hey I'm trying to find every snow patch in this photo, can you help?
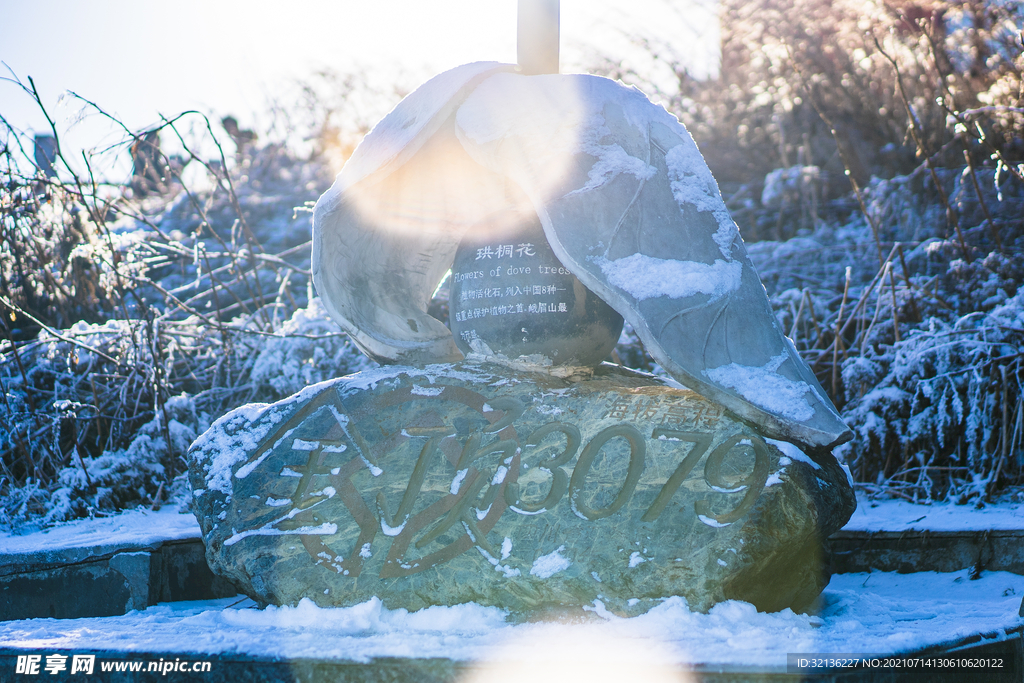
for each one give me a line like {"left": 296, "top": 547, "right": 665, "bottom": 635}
{"left": 339, "top": 363, "right": 499, "bottom": 395}
{"left": 223, "top": 522, "right": 337, "bottom": 547}
{"left": 530, "top": 545, "right": 571, "bottom": 578}
{"left": 766, "top": 438, "right": 821, "bottom": 470}
{"left": 665, "top": 142, "right": 738, "bottom": 258}
{"left": 844, "top": 492, "right": 1024, "bottom": 532}
{"left": 509, "top": 506, "right": 546, "bottom": 516}
{"left": 381, "top": 520, "right": 406, "bottom": 537}
{"left": 450, "top": 469, "right": 469, "bottom": 495}
{"left": 591, "top": 254, "right": 741, "bottom": 301}
{"left": 705, "top": 352, "right": 815, "bottom": 422}
{"left": 565, "top": 115, "right": 657, "bottom": 196}
{"left": 698, "top": 514, "right": 730, "bottom": 528}
{"left": 0, "top": 508, "right": 200, "bottom": 557}
{"left": 474, "top": 544, "right": 520, "bottom": 578}
{"left": 189, "top": 403, "right": 281, "bottom": 495}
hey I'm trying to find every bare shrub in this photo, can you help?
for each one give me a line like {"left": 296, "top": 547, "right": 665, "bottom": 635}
{"left": 0, "top": 75, "right": 378, "bottom": 529}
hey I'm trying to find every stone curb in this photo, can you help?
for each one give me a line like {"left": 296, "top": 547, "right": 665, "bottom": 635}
{"left": 826, "top": 530, "right": 1024, "bottom": 576}
{"left": 0, "top": 539, "right": 236, "bottom": 622}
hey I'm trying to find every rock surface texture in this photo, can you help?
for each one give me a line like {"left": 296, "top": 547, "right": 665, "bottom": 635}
{"left": 189, "top": 362, "right": 855, "bottom": 617}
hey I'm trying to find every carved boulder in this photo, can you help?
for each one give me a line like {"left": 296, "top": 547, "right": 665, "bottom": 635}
{"left": 188, "top": 362, "right": 855, "bottom": 617}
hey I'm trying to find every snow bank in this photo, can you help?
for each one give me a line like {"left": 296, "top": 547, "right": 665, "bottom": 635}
{"left": 1, "top": 570, "right": 1021, "bottom": 668}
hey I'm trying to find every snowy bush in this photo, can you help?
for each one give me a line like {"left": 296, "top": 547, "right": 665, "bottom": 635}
{"left": 249, "top": 299, "right": 372, "bottom": 397}
{"left": 743, "top": 169, "right": 1024, "bottom": 502}
{"left": 837, "top": 293, "right": 1024, "bottom": 503}
{"left": 588, "top": 0, "right": 1024, "bottom": 503}
{"left": 0, "top": 296, "right": 371, "bottom": 529}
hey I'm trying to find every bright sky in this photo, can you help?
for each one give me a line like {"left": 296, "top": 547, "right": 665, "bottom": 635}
{"left": 0, "top": 0, "right": 717, "bottom": 174}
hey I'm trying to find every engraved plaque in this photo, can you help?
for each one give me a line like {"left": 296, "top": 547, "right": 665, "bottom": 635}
{"left": 449, "top": 212, "right": 622, "bottom": 368}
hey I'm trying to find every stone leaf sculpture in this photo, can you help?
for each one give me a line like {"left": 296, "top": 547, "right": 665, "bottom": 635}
{"left": 189, "top": 363, "right": 854, "bottom": 617}
{"left": 311, "top": 61, "right": 852, "bottom": 450}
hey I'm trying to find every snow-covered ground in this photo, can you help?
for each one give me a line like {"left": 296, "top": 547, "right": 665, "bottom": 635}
{"left": 844, "top": 495, "right": 1024, "bottom": 532}
{"left": 0, "top": 507, "right": 199, "bottom": 558}
{"left": 0, "top": 570, "right": 1021, "bottom": 669}
{"left": 2, "top": 494, "right": 1024, "bottom": 668}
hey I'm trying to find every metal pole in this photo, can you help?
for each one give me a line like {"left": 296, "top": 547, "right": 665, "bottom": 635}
{"left": 517, "top": 0, "right": 559, "bottom": 75}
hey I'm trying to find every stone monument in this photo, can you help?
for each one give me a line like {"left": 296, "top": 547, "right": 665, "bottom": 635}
{"left": 188, "top": 12, "right": 855, "bottom": 618}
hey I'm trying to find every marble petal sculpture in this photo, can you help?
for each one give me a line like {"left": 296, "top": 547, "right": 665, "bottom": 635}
{"left": 311, "top": 62, "right": 852, "bottom": 450}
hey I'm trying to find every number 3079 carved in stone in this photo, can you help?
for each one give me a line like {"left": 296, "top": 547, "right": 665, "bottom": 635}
{"left": 229, "top": 382, "right": 772, "bottom": 580}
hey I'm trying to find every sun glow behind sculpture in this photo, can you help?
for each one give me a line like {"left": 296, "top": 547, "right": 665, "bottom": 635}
{"left": 344, "top": 130, "right": 538, "bottom": 240}
{"left": 341, "top": 68, "right": 587, "bottom": 242}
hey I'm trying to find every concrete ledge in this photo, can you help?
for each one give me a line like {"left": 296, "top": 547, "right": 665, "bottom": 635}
{"left": 0, "top": 539, "right": 236, "bottom": 621}
{"left": 827, "top": 529, "right": 1024, "bottom": 576}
